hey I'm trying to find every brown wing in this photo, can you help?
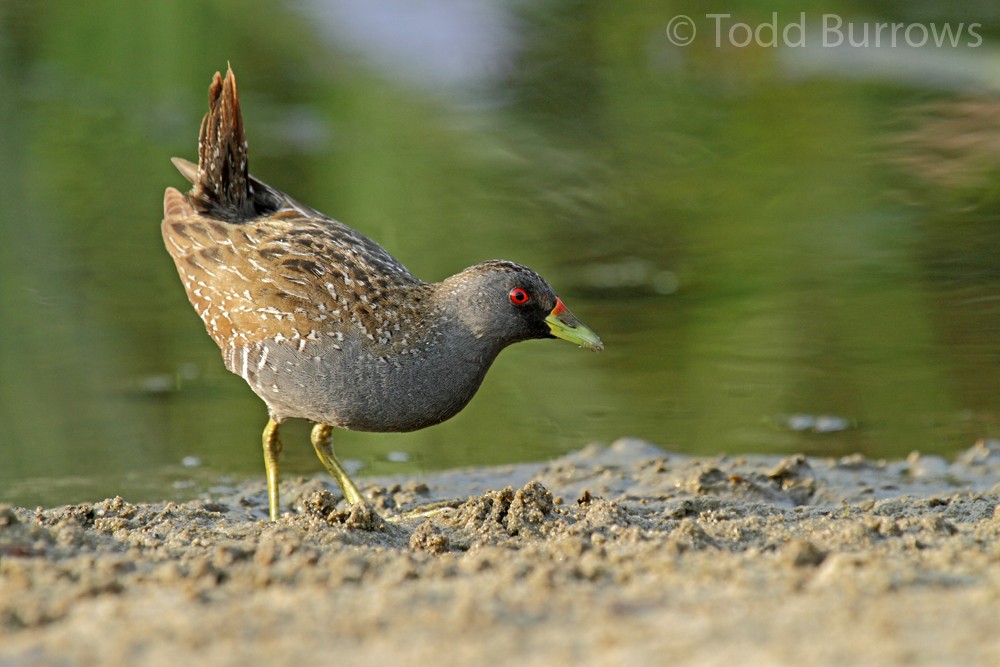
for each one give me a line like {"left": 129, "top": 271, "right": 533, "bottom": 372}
{"left": 161, "top": 187, "right": 424, "bottom": 367}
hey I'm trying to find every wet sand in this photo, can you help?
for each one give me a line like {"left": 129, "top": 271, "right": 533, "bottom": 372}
{"left": 2, "top": 438, "right": 999, "bottom": 667}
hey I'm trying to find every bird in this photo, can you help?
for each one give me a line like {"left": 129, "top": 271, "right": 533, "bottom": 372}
{"left": 161, "top": 66, "right": 603, "bottom": 521}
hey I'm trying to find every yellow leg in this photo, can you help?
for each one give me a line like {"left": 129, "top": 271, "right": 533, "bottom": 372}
{"left": 310, "top": 423, "right": 365, "bottom": 505}
{"left": 262, "top": 418, "right": 283, "bottom": 521}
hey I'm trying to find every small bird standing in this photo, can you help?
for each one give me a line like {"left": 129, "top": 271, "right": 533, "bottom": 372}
{"left": 162, "top": 67, "right": 602, "bottom": 521}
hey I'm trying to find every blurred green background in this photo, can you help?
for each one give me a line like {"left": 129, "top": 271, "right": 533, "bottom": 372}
{"left": 1, "top": 1, "right": 999, "bottom": 507}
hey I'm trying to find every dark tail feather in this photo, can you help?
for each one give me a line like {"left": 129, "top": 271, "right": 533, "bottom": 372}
{"left": 190, "top": 66, "right": 255, "bottom": 222}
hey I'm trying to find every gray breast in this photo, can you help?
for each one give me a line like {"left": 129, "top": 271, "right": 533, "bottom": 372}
{"left": 230, "top": 327, "right": 500, "bottom": 432}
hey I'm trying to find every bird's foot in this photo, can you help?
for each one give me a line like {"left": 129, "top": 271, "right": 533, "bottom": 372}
{"left": 386, "top": 498, "right": 463, "bottom": 522}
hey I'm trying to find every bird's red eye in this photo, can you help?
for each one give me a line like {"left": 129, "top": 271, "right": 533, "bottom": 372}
{"left": 509, "top": 287, "right": 530, "bottom": 305}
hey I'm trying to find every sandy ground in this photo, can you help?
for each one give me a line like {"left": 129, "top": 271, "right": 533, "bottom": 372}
{"left": 1, "top": 438, "right": 999, "bottom": 667}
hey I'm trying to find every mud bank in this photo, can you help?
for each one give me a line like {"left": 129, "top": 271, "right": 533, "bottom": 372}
{"left": 2, "top": 438, "right": 999, "bottom": 666}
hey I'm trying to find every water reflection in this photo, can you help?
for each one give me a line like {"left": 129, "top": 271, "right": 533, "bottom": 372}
{"left": 0, "top": 2, "right": 998, "bottom": 507}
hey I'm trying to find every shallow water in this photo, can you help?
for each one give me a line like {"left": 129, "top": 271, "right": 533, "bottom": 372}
{"left": 1, "top": 2, "right": 998, "bottom": 506}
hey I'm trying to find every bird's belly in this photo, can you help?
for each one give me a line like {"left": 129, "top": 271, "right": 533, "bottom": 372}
{"left": 227, "top": 337, "right": 495, "bottom": 432}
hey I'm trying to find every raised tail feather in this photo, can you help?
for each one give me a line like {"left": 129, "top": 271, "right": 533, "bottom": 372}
{"left": 188, "top": 66, "right": 255, "bottom": 222}
{"left": 169, "top": 66, "right": 310, "bottom": 223}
